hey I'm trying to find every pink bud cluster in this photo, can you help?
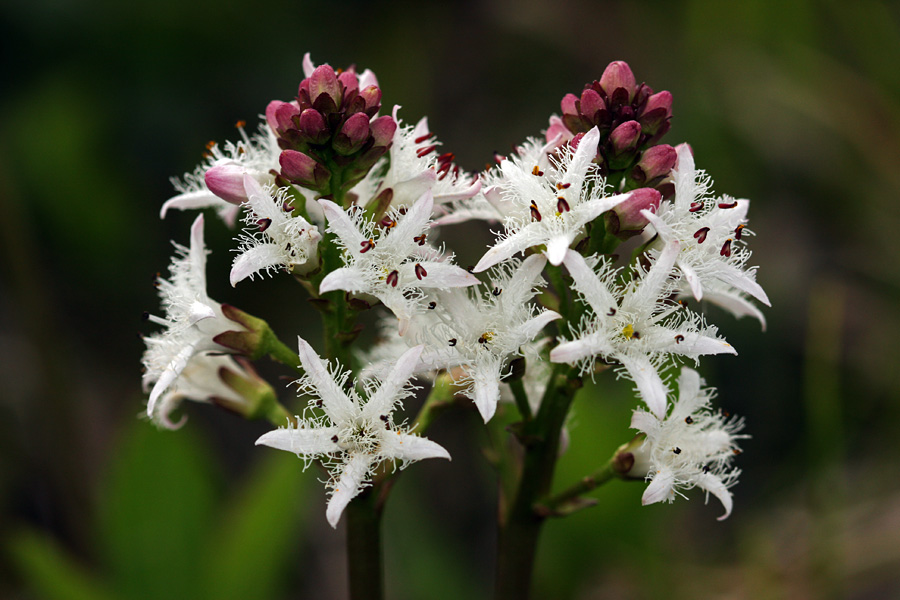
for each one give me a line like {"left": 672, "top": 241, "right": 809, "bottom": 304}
{"left": 267, "top": 64, "right": 396, "bottom": 197}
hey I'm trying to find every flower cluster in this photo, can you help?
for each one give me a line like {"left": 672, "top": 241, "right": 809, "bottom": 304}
{"left": 143, "top": 56, "right": 767, "bottom": 527}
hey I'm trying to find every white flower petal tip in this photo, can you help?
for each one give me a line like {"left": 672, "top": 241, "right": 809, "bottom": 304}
{"left": 641, "top": 471, "right": 675, "bottom": 506}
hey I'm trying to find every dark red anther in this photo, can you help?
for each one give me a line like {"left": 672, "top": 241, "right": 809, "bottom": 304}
{"left": 718, "top": 201, "right": 738, "bottom": 209}
{"left": 673, "top": 447, "right": 682, "bottom": 454}
{"left": 607, "top": 308, "right": 616, "bottom": 316}
{"left": 380, "top": 217, "right": 397, "bottom": 229}
{"left": 283, "top": 202, "right": 294, "bottom": 212}
{"left": 331, "top": 435, "right": 338, "bottom": 443}
{"left": 235, "top": 119, "right": 246, "bottom": 129}
{"left": 397, "top": 207, "right": 407, "bottom": 215}
{"left": 734, "top": 224, "right": 745, "bottom": 240}
{"left": 492, "top": 287, "right": 502, "bottom": 296}
{"left": 689, "top": 201, "right": 704, "bottom": 213}
{"left": 720, "top": 238, "right": 733, "bottom": 257}
{"left": 386, "top": 270, "right": 399, "bottom": 287}
{"left": 532, "top": 165, "right": 543, "bottom": 176}
{"left": 257, "top": 218, "right": 272, "bottom": 232}
{"left": 414, "top": 133, "right": 434, "bottom": 144}
{"left": 685, "top": 415, "right": 694, "bottom": 424}
{"left": 448, "top": 338, "right": 457, "bottom": 346}
{"left": 438, "top": 152, "right": 454, "bottom": 163}
{"left": 360, "top": 239, "right": 375, "bottom": 253}
{"left": 413, "top": 234, "right": 426, "bottom": 246}
{"left": 428, "top": 301, "right": 436, "bottom": 309}
{"left": 530, "top": 201, "right": 542, "bottom": 222}
{"left": 415, "top": 264, "right": 427, "bottom": 280}
{"left": 693, "top": 227, "right": 710, "bottom": 243}
{"left": 675, "top": 334, "right": 685, "bottom": 344}
{"left": 557, "top": 197, "right": 571, "bottom": 213}
{"left": 556, "top": 182, "right": 571, "bottom": 190}
{"left": 416, "top": 145, "right": 437, "bottom": 158}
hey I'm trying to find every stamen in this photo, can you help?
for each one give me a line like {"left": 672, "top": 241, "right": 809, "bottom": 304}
{"left": 379, "top": 414, "right": 388, "bottom": 422}
{"left": 141, "top": 311, "right": 150, "bottom": 321}
{"left": 360, "top": 239, "right": 375, "bottom": 253}
{"left": 316, "top": 399, "right": 323, "bottom": 407}
{"left": 448, "top": 338, "right": 457, "bottom": 346}
{"left": 675, "top": 334, "right": 685, "bottom": 343}
{"left": 733, "top": 448, "right": 742, "bottom": 455}
{"left": 205, "top": 140, "right": 216, "bottom": 151}
{"left": 532, "top": 165, "right": 544, "bottom": 176}
{"left": 416, "top": 145, "right": 437, "bottom": 158}
{"left": 428, "top": 301, "right": 436, "bottom": 309}
{"left": 414, "top": 133, "right": 434, "bottom": 144}
{"left": 415, "top": 264, "right": 427, "bottom": 280}
{"left": 283, "top": 202, "right": 294, "bottom": 212}
{"left": 702, "top": 464, "right": 711, "bottom": 474}
{"left": 718, "top": 201, "right": 738, "bottom": 209}
{"left": 556, "top": 197, "right": 571, "bottom": 213}
{"left": 673, "top": 447, "right": 682, "bottom": 454}
{"left": 693, "top": 227, "right": 709, "bottom": 243}
{"left": 380, "top": 217, "right": 397, "bottom": 229}
{"left": 478, "top": 335, "right": 487, "bottom": 344}
{"left": 720, "top": 238, "right": 733, "bottom": 258}
{"left": 685, "top": 416, "right": 693, "bottom": 424}
{"left": 257, "top": 218, "right": 272, "bottom": 232}
{"left": 331, "top": 435, "right": 339, "bottom": 443}
{"left": 413, "top": 234, "right": 426, "bottom": 246}
{"left": 235, "top": 120, "right": 246, "bottom": 129}
{"left": 492, "top": 287, "right": 502, "bottom": 296}
{"left": 386, "top": 270, "right": 399, "bottom": 287}
{"left": 607, "top": 308, "right": 616, "bottom": 316}
{"left": 556, "top": 183, "right": 571, "bottom": 190}
{"left": 530, "top": 201, "right": 542, "bottom": 222}
{"left": 689, "top": 201, "right": 704, "bottom": 213}
{"left": 734, "top": 224, "right": 745, "bottom": 240}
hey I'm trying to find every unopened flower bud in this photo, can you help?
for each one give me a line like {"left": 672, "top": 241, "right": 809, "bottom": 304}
{"left": 634, "top": 144, "right": 676, "bottom": 182}
{"left": 205, "top": 164, "right": 249, "bottom": 205}
{"left": 357, "top": 85, "right": 382, "bottom": 116}
{"left": 308, "top": 65, "right": 342, "bottom": 114}
{"left": 214, "top": 357, "right": 280, "bottom": 420}
{"left": 600, "top": 61, "right": 636, "bottom": 102}
{"left": 266, "top": 100, "right": 300, "bottom": 134}
{"left": 580, "top": 88, "right": 607, "bottom": 125}
{"left": 605, "top": 188, "right": 661, "bottom": 237}
{"left": 333, "top": 112, "right": 370, "bottom": 155}
{"left": 280, "top": 150, "right": 330, "bottom": 190}
{"left": 337, "top": 70, "right": 359, "bottom": 97}
{"left": 369, "top": 115, "right": 397, "bottom": 148}
{"left": 561, "top": 93, "right": 587, "bottom": 133}
{"left": 609, "top": 120, "right": 641, "bottom": 155}
{"left": 639, "top": 91, "right": 673, "bottom": 137}
{"left": 298, "top": 108, "right": 329, "bottom": 144}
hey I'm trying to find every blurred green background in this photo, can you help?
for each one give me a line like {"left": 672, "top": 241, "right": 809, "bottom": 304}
{"left": 2, "top": 0, "right": 899, "bottom": 598}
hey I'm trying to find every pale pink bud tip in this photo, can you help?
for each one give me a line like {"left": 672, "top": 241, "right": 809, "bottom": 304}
{"left": 298, "top": 108, "right": 328, "bottom": 144}
{"left": 636, "top": 144, "right": 677, "bottom": 181}
{"left": 369, "top": 115, "right": 397, "bottom": 148}
{"left": 266, "top": 100, "right": 300, "bottom": 133}
{"left": 609, "top": 120, "right": 641, "bottom": 154}
{"left": 309, "top": 65, "right": 342, "bottom": 112}
{"left": 205, "top": 164, "right": 249, "bottom": 205}
{"left": 333, "top": 112, "right": 370, "bottom": 155}
{"left": 600, "top": 61, "right": 636, "bottom": 100}
{"left": 608, "top": 188, "right": 661, "bottom": 235}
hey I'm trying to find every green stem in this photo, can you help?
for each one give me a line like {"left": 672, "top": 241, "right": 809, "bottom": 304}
{"left": 508, "top": 378, "right": 533, "bottom": 421}
{"left": 539, "top": 460, "right": 616, "bottom": 516}
{"left": 346, "top": 488, "right": 384, "bottom": 600}
{"left": 411, "top": 373, "right": 458, "bottom": 434}
{"left": 265, "top": 335, "right": 303, "bottom": 375}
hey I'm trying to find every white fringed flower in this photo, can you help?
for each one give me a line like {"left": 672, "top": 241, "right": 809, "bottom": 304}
{"left": 230, "top": 176, "right": 322, "bottom": 285}
{"left": 630, "top": 367, "right": 745, "bottom": 520}
{"left": 473, "top": 127, "right": 632, "bottom": 271}
{"left": 643, "top": 144, "right": 769, "bottom": 322}
{"left": 142, "top": 215, "right": 238, "bottom": 425}
{"left": 417, "top": 254, "right": 560, "bottom": 422}
{"left": 549, "top": 246, "right": 736, "bottom": 418}
{"left": 318, "top": 191, "right": 479, "bottom": 334}
{"left": 161, "top": 123, "right": 281, "bottom": 226}
{"left": 255, "top": 337, "right": 450, "bottom": 528}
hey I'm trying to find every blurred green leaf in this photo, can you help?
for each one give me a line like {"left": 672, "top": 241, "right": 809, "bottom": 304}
{"left": 8, "top": 528, "right": 120, "bottom": 600}
{"left": 97, "top": 421, "right": 217, "bottom": 600}
{"left": 199, "top": 452, "right": 310, "bottom": 600}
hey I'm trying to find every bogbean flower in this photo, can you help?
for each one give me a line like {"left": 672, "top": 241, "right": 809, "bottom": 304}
{"left": 643, "top": 144, "right": 769, "bottom": 322}
{"left": 230, "top": 176, "right": 322, "bottom": 285}
{"left": 629, "top": 367, "right": 745, "bottom": 520}
{"left": 142, "top": 215, "right": 243, "bottom": 425}
{"left": 161, "top": 122, "right": 281, "bottom": 226}
{"left": 473, "top": 127, "right": 632, "bottom": 272}
{"left": 416, "top": 254, "right": 561, "bottom": 422}
{"left": 318, "top": 191, "right": 479, "bottom": 334}
{"left": 256, "top": 337, "right": 450, "bottom": 527}
{"left": 549, "top": 246, "right": 735, "bottom": 418}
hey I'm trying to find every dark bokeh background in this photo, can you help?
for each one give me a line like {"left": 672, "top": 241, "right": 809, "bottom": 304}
{"left": 2, "top": 1, "right": 900, "bottom": 598}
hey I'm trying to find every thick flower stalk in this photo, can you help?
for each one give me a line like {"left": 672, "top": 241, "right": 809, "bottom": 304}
{"left": 255, "top": 337, "right": 450, "bottom": 527}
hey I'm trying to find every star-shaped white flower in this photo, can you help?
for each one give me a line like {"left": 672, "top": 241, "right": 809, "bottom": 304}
{"left": 318, "top": 191, "right": 479, "bottom": 334}
{"left": 473, "top": 127, "right": 632, "bottom": 272}
{"left": 643, "top": 144, "right": 769, "bottom": 317}
{"left": 549, "top": 245, "right": 736, "bottom": 418}
{"left": 230, "top": 176, "right": 322, "bottom": 285}
{"left": 142, "top": 215, "right": 239, "bottom": 424}
{"left": 630, "top": 367, "right": 745, "bottom": 520}
{"left": 161, "top": 123, "right": 281, "bottom": 226}
{"left": 255, "top": 337, "right": 450, "bottom": 528}
{"left": 416, "top": 254, "right": 560, "bottom": 422}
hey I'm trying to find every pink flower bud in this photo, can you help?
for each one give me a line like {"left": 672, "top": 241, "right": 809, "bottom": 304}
{"left": 298, "top": 108, "right": 329, "bottom": 144}
{"left": 636, "top": 144, "right": 676, "bottom": 181}
{"left": 609, "top": 120, "right": 642, "bottom": 155}
{"left": 369, "top": 115, "right": 397, "bottom": 148}
{"left": 560, "top": 93, "right": 579, "bottom": 118}
{"left": 280, "top": 150, "right": 330, "bottom": 190}
{"left": 266, "top": 100, "right": 300, "bottom": 133}
{"left": 308, "top": 65, "right": 342, "bottom": 113}
{"left": 338, "top": 70, "right": 359, "bottom": 97}
{"left": 205, "top": 164, "right": 249, "bottom": 205}
{"left": 600, "top": 61, "right": 636, "bottom": 101}
{"left": 607, "top": 188, "right": 661, "bottom": 236}
{"left": 644, "top": 91, "right": 672, "bottom": 117}
{"left": 333, "top": 112, "right": 370, "bottom": 155}
{"left": 358, "top": 85, "right": 382, "bottom": 114}
{"left": 580, "top": 88, "right": 606, "bottom": 123}
{"left": 639, "top": 91, "right": 673, "bottom": 136}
